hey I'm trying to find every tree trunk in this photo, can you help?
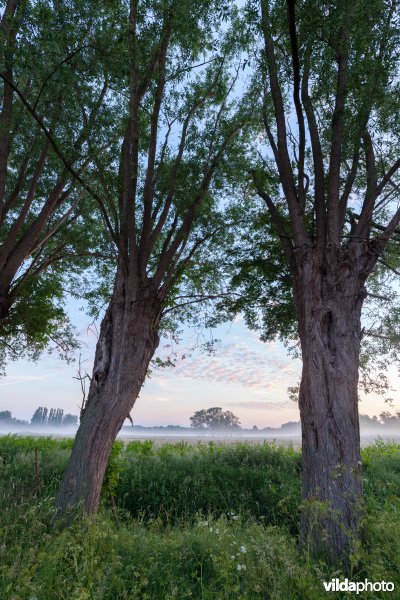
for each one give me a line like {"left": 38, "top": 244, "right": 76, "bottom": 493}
{"left": 293, "top": 246, "right": 370, "bottom": 565}
{"left": 55, "top": 271, "right": 161, "bottom": 515}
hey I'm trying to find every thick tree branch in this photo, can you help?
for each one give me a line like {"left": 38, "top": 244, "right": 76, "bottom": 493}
{"left": 261, "top": 0, "right": 310, "bottom": 247}
{"left": 286, "top": 0, "right": 306, "bottom": 209}
{"left": 251, "top": 170, "right": 294, "bottom": 263}
{"left": 301, "top": 51, "right": 326, "bottom": 245}
{"left": 139, "top": 25, "right": 171, "bottom": 275}
{"left": 146, "top": 97, "right": 213, "bottom": 264}
{"left": 339, "top": 144, "right": 360, "bottom": 229}
{"left": 0, "top": 138, "right": 51, "bottom": 271}
{"left": 327, "top": 10, "right": 350, "bottom": 245}
{"left": 353, "top": 130, "right": 377, "bottom": 239}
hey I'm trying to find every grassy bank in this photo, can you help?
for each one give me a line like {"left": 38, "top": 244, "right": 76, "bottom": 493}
{"left": 0, "top": 437, "right": 399, "bottom": 598}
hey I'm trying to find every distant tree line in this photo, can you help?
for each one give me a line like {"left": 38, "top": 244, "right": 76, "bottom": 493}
{"left": 31, "top": 407, "right": 78, "bottom": 427}
{"left": 188, "top": 408, "right": 400, "bottom": 433}
{"left": 0, "top": 407, "right": 78, "bottom": 427}
{"left": 2, "top": 407, "right": 400, "bottom": 432}
{"left": 0, "top": 410, "right": 26, "bottom": 426}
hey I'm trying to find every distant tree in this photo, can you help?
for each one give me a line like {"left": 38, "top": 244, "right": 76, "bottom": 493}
{"left": 0, "top": 410, "right": 11, "bottom": 422}
{"left": 48, "top": 408, "right": 64, "bottom": 426}
{"left": 62, "top": 413, "right": 78, "bottom": 427}
{"left": 190, "top": 407, "right": 241, "bottom": 430}
{"left": 31, "top": 406, "right": 48, "bottom": 425}
{"left": 379, "top": 411, "right": 400, "bottom": 427}
{"left": 359, "top": 414, "right": 380, "bottom": 428}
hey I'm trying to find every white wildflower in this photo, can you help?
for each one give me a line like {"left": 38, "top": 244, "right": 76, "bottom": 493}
{"left": 240, "top": 545, "right": 247, "bottom": 553}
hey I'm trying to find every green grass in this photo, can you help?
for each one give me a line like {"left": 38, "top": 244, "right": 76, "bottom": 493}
{"left": 117, "top": 440, "right": 301, "bottom": 531}
{"left": 0, "top": 436, "right": 399, "bottom": 599}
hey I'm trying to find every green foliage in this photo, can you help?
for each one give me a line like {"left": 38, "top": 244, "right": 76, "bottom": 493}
{"left": 212, "top": 205, "right": 297, "bottom": 343}
{"left": 0, "top": 435, "right": 74, "bottom": 461}
{"left": 362, "top": 441, "right": 400, "bottom": 510}
{"left": 102, "top": 439, "right": 124, "bottom": 500}
{"left": 0, "top": 508, "right": 322, "bottom": 600}
{"left": 0, "top": 0, "right": 120, "bottom": 369}
{"left": 117, "top": 441, "right": 301, "bottom": 531}
{"left": 190, "top": 406, "right": 241, "bottom": 430}
{"left": 202, "top": 0, "right": 400, "bottom": 394}
{"left": 1, "top": 437, "right": 400, "bottom": 598}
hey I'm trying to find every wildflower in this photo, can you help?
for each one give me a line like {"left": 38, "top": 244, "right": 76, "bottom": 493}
{"left": 240, "top": 545, "right": 247, "bottom": 553}
{"left": 237, "top": 564, "right": 246, "bottom": 571}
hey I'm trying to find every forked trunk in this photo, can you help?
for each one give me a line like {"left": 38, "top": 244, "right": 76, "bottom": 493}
{"left": 56, "top": 272, "right": 160, "bottom": 515}
{"left": 293, "top": 247, "right": 371, "bottom": 565}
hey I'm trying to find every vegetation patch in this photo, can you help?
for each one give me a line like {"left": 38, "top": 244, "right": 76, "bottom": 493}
{"left": 0, "top": 437, "right": 399, "bottom": 598}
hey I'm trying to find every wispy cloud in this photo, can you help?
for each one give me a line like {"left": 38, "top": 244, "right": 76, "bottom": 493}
{"left": 0, "top": 374, "right": 54, "bottom": 386}
{"left": 229, "top": 400, "right": 296, "bottom": 411}
{"left": 159, "top": 341, "right": 300, "bottom": 391}
{"left": 147, "top": 395, "right": 171, "bottom": 403}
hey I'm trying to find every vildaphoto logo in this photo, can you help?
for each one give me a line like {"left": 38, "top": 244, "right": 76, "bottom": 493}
{"left": 323, "top": 578, "right": 394, "bottom": 594}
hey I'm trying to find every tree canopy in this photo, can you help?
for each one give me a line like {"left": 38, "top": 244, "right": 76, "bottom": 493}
{"left": 0, "top": 0, "right": 120, "bottom": 371}
{"left": 190, "top": 407, "right": 241, "bottom": 430}
{"left": 4, "top": 0, "right": 400, "bottom": 566}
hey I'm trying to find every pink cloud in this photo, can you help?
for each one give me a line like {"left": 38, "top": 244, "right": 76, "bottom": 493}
{"left": 156, "top": 341, "right": 300, "bottom": 391}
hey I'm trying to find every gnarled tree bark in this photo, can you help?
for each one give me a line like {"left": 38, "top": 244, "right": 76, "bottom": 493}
{"left": 293, "top": 245, "right": 374, "bottom": 562}
{"left": 56, "top": 268, "right": 161, "bottom": 514}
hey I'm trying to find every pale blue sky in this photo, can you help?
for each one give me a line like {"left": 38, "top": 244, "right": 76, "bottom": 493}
{"left": 1, "top": 299, "right": 398, "bottom": 428}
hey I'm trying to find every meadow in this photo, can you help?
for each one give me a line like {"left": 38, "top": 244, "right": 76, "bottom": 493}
{"left": 1, "top": 436, "right": 399, "bottom": 599}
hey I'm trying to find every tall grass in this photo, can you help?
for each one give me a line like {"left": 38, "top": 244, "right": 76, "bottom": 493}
{"left": 0, "top": 436, "right": 399, "bottom": 598}
{"left": 117, "top": 441, "right": 301, "bottom": 531}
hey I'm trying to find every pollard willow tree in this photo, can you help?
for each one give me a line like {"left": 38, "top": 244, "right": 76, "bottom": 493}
{"left": 246, "top": 0, "right": 400, "bottom": 562}
{"left": 55, "top": 0, "right": 249, "bottom": 515}
{"left": 0, "top": 0, "right": 119, "bottom": 368}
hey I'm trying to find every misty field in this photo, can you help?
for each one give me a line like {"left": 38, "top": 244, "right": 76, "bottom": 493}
{"left": 1, "top": 437, "right": 399, "bottom": 599}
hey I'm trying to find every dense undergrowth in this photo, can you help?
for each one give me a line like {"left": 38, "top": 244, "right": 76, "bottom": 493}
{"left": 0, "top": 436, "right": 399, "bottom": 598}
